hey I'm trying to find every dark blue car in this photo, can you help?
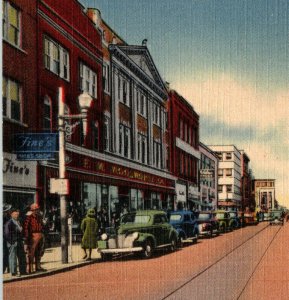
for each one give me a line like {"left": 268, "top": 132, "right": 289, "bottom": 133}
{"left": 168, "top": 210, "right": 199, "bottom": 246}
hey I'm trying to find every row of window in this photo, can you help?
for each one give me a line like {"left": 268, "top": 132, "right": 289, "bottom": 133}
{"left": 179, "top": 118, "right": 198, "bottom": 147}
{"left": 218, "top": 168, "right": 232, "bottom": 177}
{"left": 179, "top": 151, "right": 198, "bottom": 180}
{"left": 216, "top": 152, "right": 232, "bottom": 161}
{"left": 218, "top": 185, "right": 233, "bottom": 193}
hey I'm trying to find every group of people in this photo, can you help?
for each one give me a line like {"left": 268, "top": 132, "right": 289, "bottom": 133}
{"left": 3, "top": 203, "right": 46, "bottom": 277}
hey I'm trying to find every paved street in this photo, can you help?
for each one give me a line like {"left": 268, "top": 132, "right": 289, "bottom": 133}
{"left": 4, "top": 222, "right": 289, "bottom": 300}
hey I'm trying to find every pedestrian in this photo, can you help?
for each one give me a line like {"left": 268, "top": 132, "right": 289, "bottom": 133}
{"left": 81, "top": 208, "right": 98, "bottom": 260}
{"left": 3, "top": 203, "right": 12, "bottom": 274}
{"left": 4, "top": 208, "right": 27, "bottom": 276}
{"left": 23, "top": 203, "right": 46, "bottom": 273}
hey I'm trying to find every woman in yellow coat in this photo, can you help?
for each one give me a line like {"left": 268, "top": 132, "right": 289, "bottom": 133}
{"left": 81, "top": 208, "right": 98, "bottom": 260}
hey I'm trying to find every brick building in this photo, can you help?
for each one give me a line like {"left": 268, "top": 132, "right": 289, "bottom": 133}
{"left": 3, "top": 0, "right": 38, "bottom": 212}
{"left": 167, "top": 90, "right": 200, "bottom": 210}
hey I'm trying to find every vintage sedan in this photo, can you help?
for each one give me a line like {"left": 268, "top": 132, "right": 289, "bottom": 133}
{"left": 243, "top": 212, "right": 259, "bottom": 225}
{"left": 196, "top": 211, "right": 219, "bottom": 238}
{"left": 169, "top": 210, "right": 199, "bottom": 246}
{"left": 214, "top": 210, "right": 233, "bottom": 232}
{"left": 228, "top": 211, "right": 241, "bottom": 229}
{"left": 98, "top": 210, "right": 179, "bottom": 260}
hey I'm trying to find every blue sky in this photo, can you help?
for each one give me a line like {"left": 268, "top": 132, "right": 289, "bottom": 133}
{"left": 84, "top": 0, "right": 289, "bottom": 207}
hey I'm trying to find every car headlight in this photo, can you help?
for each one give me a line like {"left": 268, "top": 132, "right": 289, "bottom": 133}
{"left": 101, "top": 233, "right": 108, "bottom": 241}
{"left": 131, "top": 232, "right": 139, "bottom": 240}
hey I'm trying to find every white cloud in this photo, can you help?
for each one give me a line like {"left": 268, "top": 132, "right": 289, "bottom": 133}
{"left": 171, "top": 73, "right": 289, "bottom": 208}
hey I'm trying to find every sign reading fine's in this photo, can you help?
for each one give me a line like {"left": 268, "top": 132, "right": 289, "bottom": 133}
{"left": 13, "top": 133, "right": 59, "bottom": 160}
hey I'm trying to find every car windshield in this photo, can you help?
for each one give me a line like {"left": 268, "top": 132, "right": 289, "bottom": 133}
{"left": 169, "top": 214, "right": 182, "bottom": 221}
{"left": 121, "top": 213, "right": 150, "bottom": 224}
{"left": 198, "top": 213, "right": 211, "bottom": 220}
{"left": 229, "top": 213, "right": 237, "bottom": 217}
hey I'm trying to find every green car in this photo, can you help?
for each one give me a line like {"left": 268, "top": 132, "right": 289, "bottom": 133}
{"left": 98, "top": 210, "right": 179, "bottom": 260}
{"left": 214, "top": 210, "right": 233, "bottom": 233}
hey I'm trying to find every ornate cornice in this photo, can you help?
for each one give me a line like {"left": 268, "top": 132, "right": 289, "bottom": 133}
{"left": 109, "top": 45, "right": 168, "bottom": 100}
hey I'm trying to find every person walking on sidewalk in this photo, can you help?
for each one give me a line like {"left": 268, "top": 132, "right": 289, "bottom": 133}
{"left": 23, "top": 203, "right": 46, "bottom": 273}
{"left": 4, "top": 208, "right": 27, "bottom": 276}
{"left": 3, "top": 204, "right": 12, "bottom": 274}
{"left": 81, "top": 208, "right": 98, "bottom": 260}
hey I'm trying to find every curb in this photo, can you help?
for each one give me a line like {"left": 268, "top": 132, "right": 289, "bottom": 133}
{"left": 3, "top": 258, "right": 101, "bottom": 284}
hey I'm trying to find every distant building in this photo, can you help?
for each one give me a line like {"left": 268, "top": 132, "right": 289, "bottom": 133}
{"left": 199, "top": 143, "right": 218, "bottom": 210}
{"left": 253, "top": 179, "right": 276, "bottom": 211}
{"left": 240, "top": 150, "right": 255, "bottom": 211}
{"left": 208, "top": 145, "right": 242, "bottom": 211}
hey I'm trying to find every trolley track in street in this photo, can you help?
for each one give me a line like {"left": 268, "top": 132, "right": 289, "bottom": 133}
{"left": 162, "top": 223, "right": 281, "bottom": 300}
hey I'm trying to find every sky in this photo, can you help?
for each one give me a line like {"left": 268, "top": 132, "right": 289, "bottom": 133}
{"left": 84, "top": 0, "right": 289, "bottom": 208}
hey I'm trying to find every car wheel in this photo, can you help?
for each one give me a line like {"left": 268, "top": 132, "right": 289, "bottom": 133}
{"left": 178, "top": 236, "right": 185, "bottom": 248}
{"left": 101, "top": 253, "right": 113, "bottom": 261}
{"left": 170, "top": 236, "right": 177, "bottom": 252}
{"left": 221, "top": 225, "right": 226, "bottom": 233}
{"left": 142, "top": 240, "right": 153, "bottom": 259}
{"left": 193, "top": 231, "right": 198, "bottom": 244}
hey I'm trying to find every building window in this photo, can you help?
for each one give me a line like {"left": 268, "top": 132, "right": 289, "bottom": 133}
{"left": 44, "top": 37, "right": 70, "bottom": 81}
{"left": 218, "top": 169, "right": 223, "bottom": 177}
{"left": 226, "top": 185, "right": 232, "bottom": 193}
{"left": 225, "top": 152, "right": 232, "bottom": 160}
{"left": 179, "top": 118, "right": 183, "bottom": 139}
{"left": 137, "top": 91, "right": 147, "bottom": 117}
{"left": 188, "top": 127, "right": 192, "bottom": 144}
{"left": 184, "top": 122, "right": 187, "bottom": 142}
{"left": 216, "top": 152, "right": 222, "bottom": 161}
{"left": 93, "top": 121, "right": 99, "bottom": 150}
{"left": 104, "top": 116, "right": 110, "bottom": 151}
{"left": 137, "top": 133, "right": 147, "bottom": 164}
{"left": 2, "top": 77, "right": 21, "bottom": 121}
{"left": 43, "top": 96, "right": 52, "bottom": 130}
{"left": 153, "top": 103, "right": 160, "bottom": 126}
{"left": 225, "top": 169, "right": 232, "bottom": 177}
{"left": 80, "top": 62, "right": 97, "bottom": 98}
{"left": 119, "top": 124, "right": 131, "bottom": 158}
{"left": 153, "top": 140, "right": 162, "bottom": 168}
{"left": 3, "top": 0, "right": 21, "bottom": 47}
{"left": 102, "top": 62, "right": 110, "bottom": 94}
{"left": 218, "top": 185, "right": 223, "bottom": 193}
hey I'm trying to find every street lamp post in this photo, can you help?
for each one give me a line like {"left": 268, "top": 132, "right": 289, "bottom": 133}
{"left": 58, "top": 87, "right": 92, "bottom": 264}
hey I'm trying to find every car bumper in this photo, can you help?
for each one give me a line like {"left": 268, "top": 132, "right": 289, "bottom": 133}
{"left": 99, "top": 247, "right": 143, "bottom": 254}
{"left": 199, "top": 229, "right": 218, "bottom": 236}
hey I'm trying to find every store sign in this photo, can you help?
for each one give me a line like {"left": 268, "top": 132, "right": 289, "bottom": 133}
{"left": 176, "top": 184, "right": 186, "bottom": 202}
{"left": 200, "top": 169, "right": 214, "bottom": 179}
{"left": 188, "top": 185, "right": 199, "bottom": 198}
{"left": 14, "top": 133, "right": 58, "bottom": 160}
{"left": 3, "top": 152, "right": 37, "bottom": 188}
{"left": 50, "top": 178, "right": 69, "bottom": 195}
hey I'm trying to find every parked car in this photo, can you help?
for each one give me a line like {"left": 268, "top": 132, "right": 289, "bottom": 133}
{"left": 228, "top": 211, "right": 241, "bottom": 229}
{"left": 168, "top": 210, "right": 199, "bottom": 246}
{"left": 263, "top": 212, "right": 272, "bottom": 221}
{"left": 243, "top": 212, "right": 258, "bottom": 225}
{"left": 269, "top": 216, "right": 284, "bottom": 226}
{"left": 196, "top": 211, "right": 219, "bottom": 238}
{"left": 214, "top": 210, "right": 232, "bottom": 233}
{"left": 97, "top": 210, "right": 179, "bottom": 260}
{"left": 237, "top": 212, "right": 246, "bottom": 227}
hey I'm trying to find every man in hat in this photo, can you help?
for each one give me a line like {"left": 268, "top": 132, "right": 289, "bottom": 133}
{"left": 23, "top": 203, "right": 46, "bottom": 273}
{"left": 4, "top": 208, "right": 27, "bottom": 276}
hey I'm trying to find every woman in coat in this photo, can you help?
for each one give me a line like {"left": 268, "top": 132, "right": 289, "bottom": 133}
{"left": 81, "top": 208, "right": 98, "bottom": 260}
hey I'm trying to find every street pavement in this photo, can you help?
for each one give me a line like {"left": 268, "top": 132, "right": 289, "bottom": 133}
{"left": 3, "top": 244, "right": 101, "bottom": 283}
{"left": 3, "top": 222, "right": 288, "bottom": 300}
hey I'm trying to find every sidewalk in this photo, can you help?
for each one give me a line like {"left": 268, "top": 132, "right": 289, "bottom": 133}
{"left": 3, "top": 244, "right": 101, "bottom": 283}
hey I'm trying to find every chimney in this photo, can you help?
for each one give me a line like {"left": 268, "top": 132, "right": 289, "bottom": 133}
{"left": 87, "top": 8, "right": 101, "bottom": 28}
